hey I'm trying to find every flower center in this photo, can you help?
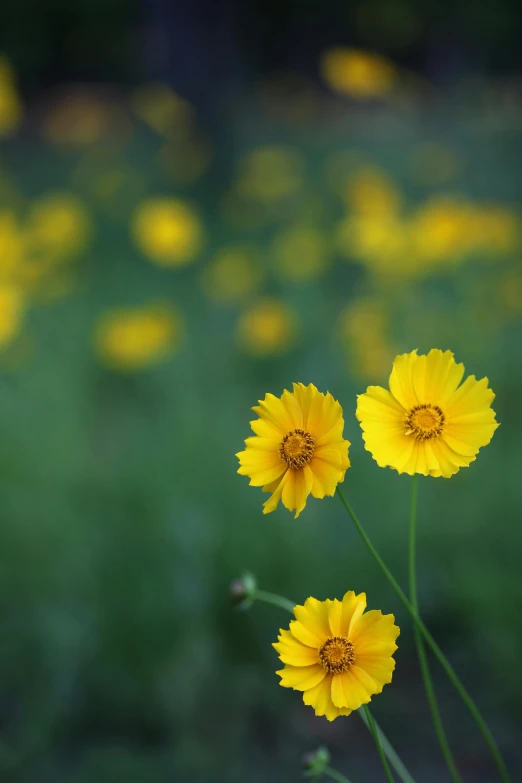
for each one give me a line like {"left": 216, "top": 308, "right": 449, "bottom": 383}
{"left": 405, "top": 403, "right": 445, "bottom": 440}
{"left": 319, "top": 636, "right": 356, "bottom": 674}
{"left": 279, "top": 428, "right": 315, "bottom": 469}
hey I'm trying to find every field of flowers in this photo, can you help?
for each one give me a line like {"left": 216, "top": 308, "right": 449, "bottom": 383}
{"left": 0, "top": 49, "right": 521, "bottom": 781}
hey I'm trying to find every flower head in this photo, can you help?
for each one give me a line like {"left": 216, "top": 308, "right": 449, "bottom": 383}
{"left": 274, "top": 591, "right": 399, "bottom": 721}
{"left": 356, "top": 349, "right": 498, "bottom": 477}
{"left": 94, "top": 303, "right": 183, "bottom": 371}
{"left": 132, "top": 198, "right": 203, "bottom": 267}
{"left": 236, "top": 384, "right": 350, "bottom": 517}
{"left": 236, "top": 298, "right": 298, "bottom": 357}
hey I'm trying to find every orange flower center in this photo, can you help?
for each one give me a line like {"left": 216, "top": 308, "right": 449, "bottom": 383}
{"left": 405, "top": 403, "right": 445, "bottom": 440}
{"left": 319, "top": 636, "right": 356, "bottom": 673}
{"left": 279, "top": 428, "right": 315, "bottom": 469}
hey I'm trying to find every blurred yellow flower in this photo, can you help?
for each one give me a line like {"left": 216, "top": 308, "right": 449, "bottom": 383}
{"left": 237, "top": 383, "right": 350, "bottom": 517}
{"left": 236, "top": 298, "right": 299, "bottom": 357}
{"left": 338, "top": 298, "right": 394, "bottom": 381}
{"left": 356, "top": 349, "right": 498, "bottom": 477}
{"left": 235, "top": 146, "right": 303, "bottom": 202}
{"left": 131, "top": 83, "right": 192, "bottom": 137}
{"left": 132, "top": 198, "right": 203, "bottom": 267}
{"left": 273, "top": 226, "right": 330, "bottom": 283}
{"left": 321, "top": 48, "right": 397, "bottom": 98}
{"left": 0, "top": 284, "right": 24, "bottom": 348}
{"left": 0, "top": 56, "right": 23, "bottom": 137}
{"left": 0, "top": 211, "right": 25, "bottom": 282}
{"left": 337, "top": 214, "right": 413, "bottom": 276}
{"left": 274, "top": 591, "right": 399, "bottom": 721}
{"left": 201, "top": 246, "right": 263, "bottom": 304}
{"left": 94, "top": 304, "right": 183, "bottom": 371}
{"left": 411, "top": 197, "right": 475, "bottom": 264}
{"left": 26, "top": 193, "right": 91, "bottom": 260}
{"left": 344, "top": 167, "right": 402, "bottom": 217}
{"left": 42, "top": 90, "right": 130, "bottom": 147}
{"left": 473, "top": 206, "right": 520, "bottom": 255}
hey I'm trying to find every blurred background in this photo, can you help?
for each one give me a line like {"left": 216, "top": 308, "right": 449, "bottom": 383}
{"left": 1, "top": 0, "right": 521, "bottom": 781}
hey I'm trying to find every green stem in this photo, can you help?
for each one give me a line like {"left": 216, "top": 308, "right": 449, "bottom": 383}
{"left": 323, "top": 766, "right": 353, "bottom": 783}
{"left": 364, "top": 704, "right": 395, "bottom": 783}
{"left": 254, "top": 589, "right": 296, "bottom": 614}
{"left": 254, "top": 591, "right": 415, "bottom": 783}
{"left": 409, "top": 477, "right": 464, "bottom": 783}
{"left": 357, "top": 709, "right": 415, "bottom": 783}
{"left": 337, "top": 486, "right": 511, "bottom": 783}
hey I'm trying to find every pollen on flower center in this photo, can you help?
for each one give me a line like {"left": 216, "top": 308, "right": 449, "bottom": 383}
{"left": 405, "top": 403, "right": 445, "bottom": 440}
{"left": 319, "top": 636, "right": 356, "bottom": 674}
{"left": 279, "top": 428, "right": 315, "bottom": 469}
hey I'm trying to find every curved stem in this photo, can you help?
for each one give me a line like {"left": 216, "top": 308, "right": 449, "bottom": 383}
{"left": 337, "top": 486, "right": 511, "bottom": 783}
{"left": 409, "top": 477, "right": 464, "bottom": 783}
{"left": 364, "top": 704, "right": 395, "bottom": 783}
{"left": 254, "top": 592, "right": 416, "bottom": 783}
{"left": 323, "top": 766, "right": 353, "bottom": 783}
{"left": 254, "top": 589, "right": 296, "bottom": 614}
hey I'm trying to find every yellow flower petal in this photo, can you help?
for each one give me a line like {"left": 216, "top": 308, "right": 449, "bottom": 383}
{"left": 252, "top": 392, "right": 294, "bottom": 433}
{"left": 302, "top": 674, "right": 337, "bottom": 719}
{"left": 262, "top": 471, "right": 289, "bottom": 514}
{"left": 330, "top": 668, "right": 373, "bottom": 710}
{"left": 276, "top": 664, "right": 326, "bottom": 691}
{"left": 445, "top": 375, "right": 495, "bottom": 418}
{"left": 356, "top": 654, "right": 396, "bottom": 689}
{"left": 273, "top": 629, "right": 320, "bottom": 666}
{"left": 423, "top": 349, "right": 465, "bottom": 404}
{"left": 294, "top": 597, "right": 331, "bottom": 640}
{"left": 282, "top": 466, "right": 314, "bottom": 518}
{"left": 289, "top": 619, "right": 323, "bottom": 648}
{"left": 351, "top": 610, "right": 399, "bottom": 649}
{"left": 389, "top": 350, "right": 419, "bottom": 409}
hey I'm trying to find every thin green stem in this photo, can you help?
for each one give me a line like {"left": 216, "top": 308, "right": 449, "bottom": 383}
{"left": 323, "top": 766, "right": 353, "bottom": 783}
{"left": 409, "top": 477, "right": 464, "bottom": 783}
{"left": 254, "top": 591, "right": 416, "bottom": 783}
{"left": 364, "top": 705, "right": 395, "bottom": 783}
{"left": 254, "top": 589, "right": 296, "bottom": 614}
{"left": 357, "top": 709, "right": 415, "bottom": 783}
{"left": 337, "top": 486, "right": 512, "bottom": 783}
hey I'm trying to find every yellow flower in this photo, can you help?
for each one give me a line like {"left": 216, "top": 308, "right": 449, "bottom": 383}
{"left": 132, "top": 198, "right": 203, "bottom": 267}
{"left": 344, "top": 167, "right": 402, "bottom": 217}
{"left": 356, "top": 349, "right": 498, "bottom": 477}
{"left": 236, "top": 298, "right": 298, "bottom": 357}
{"left": 27, "top": 193, "right": 91, "bottom": 260}
{"left": 235, "top": 146, "right": 303, "bottom": 202}
{"left": 0, "top": 284, "right": 24, "bottom": 349}
{"left": 0, "top": 211, "right": 24, "bottom": 282}
{"left": 274, "top": 591, "right": 399, "bottom": 721}
{"left": 201, "top": 245, "right": 263, "bottom": 304}
{"left": 411, "top": 197, "right": 475, "bottom": 264}
{"left": 94, "top": 304, "right": 183, "bottom": 371}
{"left": 130, "top": 83, "right": 192, "bottom": 137}
{"left": 236, "top": 383, "right": 350, "bottom": 517}
{"left": 272, "top": 226, "right": 330, "bottom": 283}
{"left": 321, "top": 48, "right": 397, "bottom": 99}
{"left": 0, "top": 56, "right": 23, "bottom": 137}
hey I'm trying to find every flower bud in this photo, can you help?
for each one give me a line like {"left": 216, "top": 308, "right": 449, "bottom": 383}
{"left": 229, "top": 572, "right": 257, "bottom": 610}
{"left": 302, "top": 746, "right": 330, "bottom": 778}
